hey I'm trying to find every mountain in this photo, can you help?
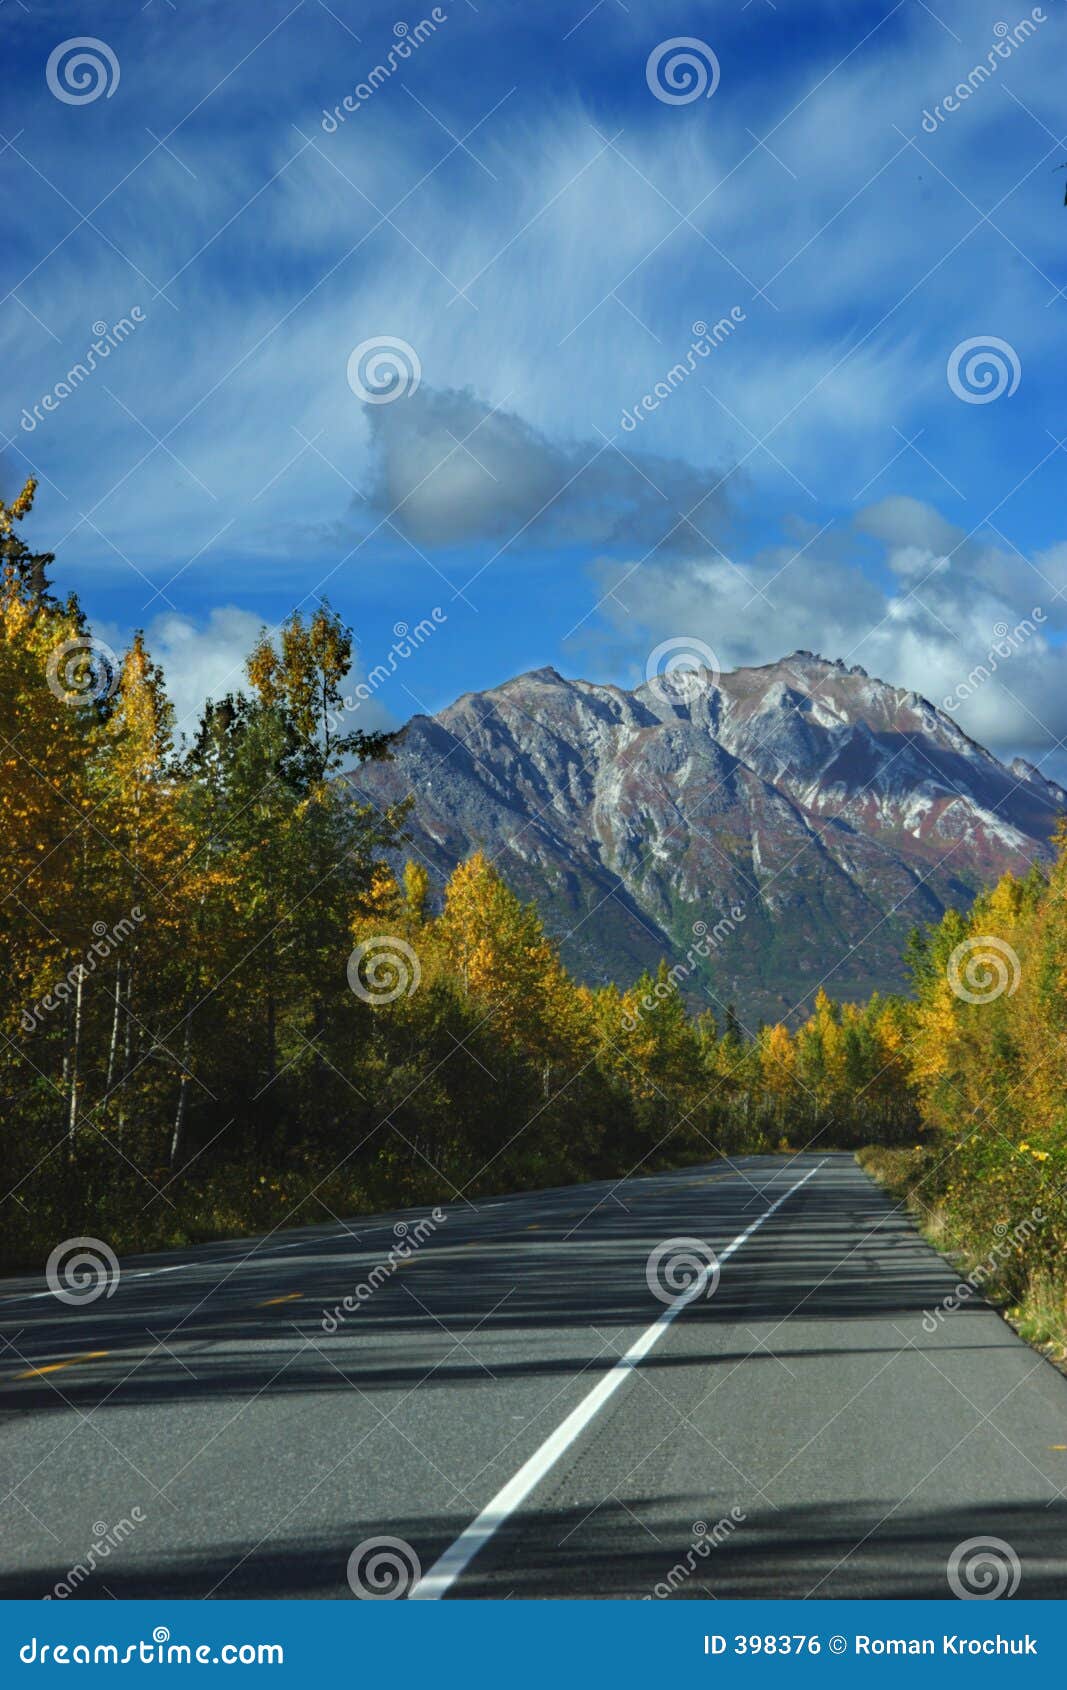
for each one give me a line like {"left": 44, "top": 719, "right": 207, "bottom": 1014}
{"left": 348, "top": 652, "right": 1064, "bottom": 1026}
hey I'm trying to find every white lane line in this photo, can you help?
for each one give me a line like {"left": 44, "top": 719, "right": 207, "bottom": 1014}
{"left": 409, "top": 1159, "right": 825, "bottom": 1599}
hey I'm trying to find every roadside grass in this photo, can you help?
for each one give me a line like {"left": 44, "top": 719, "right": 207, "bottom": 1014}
{"left": 857, "top": 1144, "right": 1067, "bottom": 1371}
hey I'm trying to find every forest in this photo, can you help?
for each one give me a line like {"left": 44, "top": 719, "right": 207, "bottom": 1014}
{"left": 1, "top": 477, "right": 1062, "bottom": 1356}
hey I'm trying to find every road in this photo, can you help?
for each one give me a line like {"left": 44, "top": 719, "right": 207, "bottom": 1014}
{"left": 0, "top": 1153, "right": 1065, "bottom": 1599}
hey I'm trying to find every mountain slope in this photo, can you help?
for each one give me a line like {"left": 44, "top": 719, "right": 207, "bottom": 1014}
{"left": 349, "top": 653, "right": 1062, "bottom": 1025}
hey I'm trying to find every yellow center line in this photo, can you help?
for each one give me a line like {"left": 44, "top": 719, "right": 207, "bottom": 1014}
{"left": 16, "top": 1351, "right": 109, "bottom": 1380}
{"left": 258, "top": 1292, "right": 303, "bottom": 1307}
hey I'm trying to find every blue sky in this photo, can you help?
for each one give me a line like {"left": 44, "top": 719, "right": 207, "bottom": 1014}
{"left": 4, "top": 0, "right": 1067, "bottom": 773}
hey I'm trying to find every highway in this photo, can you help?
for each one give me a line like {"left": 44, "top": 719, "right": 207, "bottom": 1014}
{"left": 1, "top": 1153, "right": 1065, "bottom": 1599}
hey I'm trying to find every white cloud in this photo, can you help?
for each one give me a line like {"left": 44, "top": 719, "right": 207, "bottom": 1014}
{"left": 96, "top": 606, "right": 396, "bottom": 745}
{"left": 145, "top": 607, "right": 266, "bottom": 737}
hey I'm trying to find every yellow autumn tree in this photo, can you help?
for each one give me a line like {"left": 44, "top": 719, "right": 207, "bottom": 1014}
{"left": 438, "top": 852, "right": 587, "bottom": 1077}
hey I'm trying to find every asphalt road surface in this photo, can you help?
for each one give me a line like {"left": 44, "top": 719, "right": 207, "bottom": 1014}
{"left": 1, "top": 1153, "right": 1065, "bottom": 1599}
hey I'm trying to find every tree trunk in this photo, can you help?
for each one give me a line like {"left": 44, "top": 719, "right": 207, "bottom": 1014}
{"left": 170, "top": 1016, "right": 193, "bottom": 1169}
{"left": 61, "top": 995, "right": 71, "bottom": 1152}
{"left": 105, "top": 962, "right": 122, "bottom": 1091}
{"left": 117, "top": 960, "right": 134, "bottom": 1148}
{"left": 67, "top": 966, "right": 84, "bottom": 1147}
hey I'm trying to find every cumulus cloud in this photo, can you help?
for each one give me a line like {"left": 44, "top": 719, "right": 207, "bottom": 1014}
{"left": 142, "top": 608, "right": 267, "bottom": 736}
{"left": 362, "top": 385, "right": 737, "bottom": 551}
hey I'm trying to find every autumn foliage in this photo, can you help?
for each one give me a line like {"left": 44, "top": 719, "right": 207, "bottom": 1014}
{"left": 886, "top": 853, "right": 1067, "bottom": 1339}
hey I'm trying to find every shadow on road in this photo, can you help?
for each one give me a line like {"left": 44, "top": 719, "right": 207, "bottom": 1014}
{"left": 0, "top": 1493, "right": 1063, "bottom": 1599}
{"left": 0, "top": 1156, "right": 1006, "bottom": 1417}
